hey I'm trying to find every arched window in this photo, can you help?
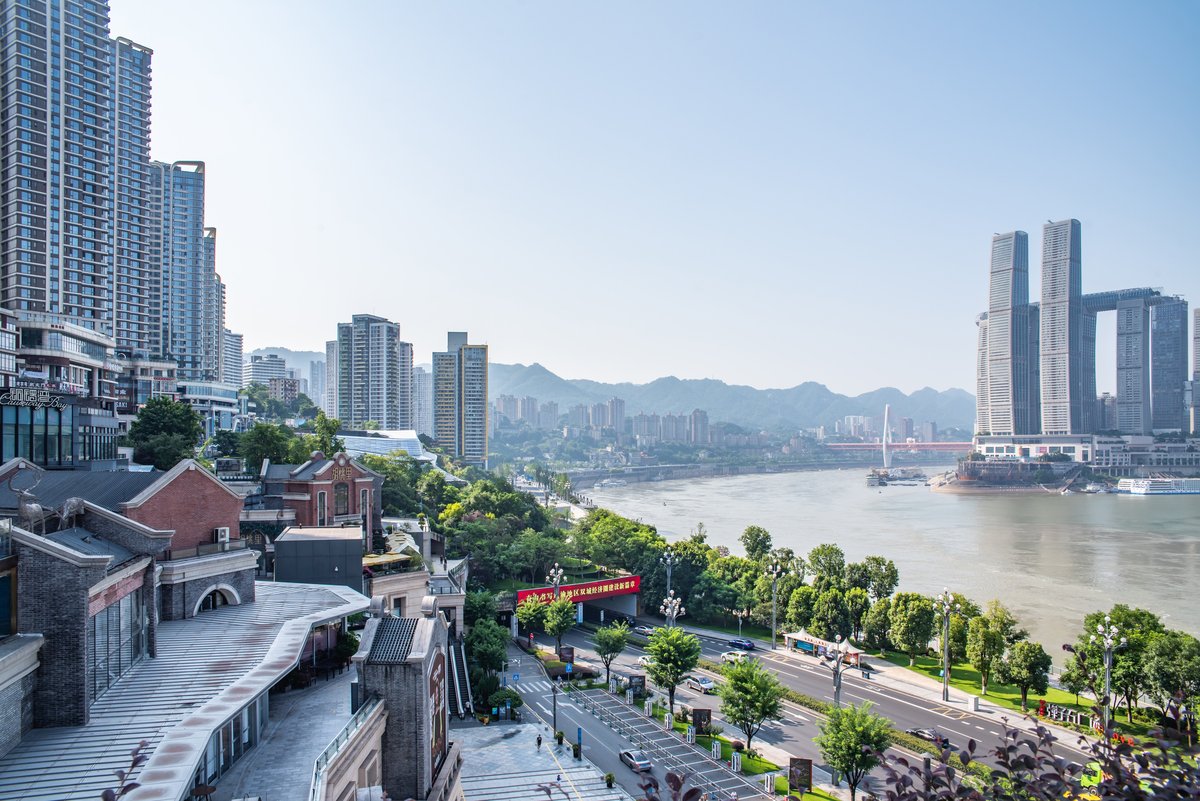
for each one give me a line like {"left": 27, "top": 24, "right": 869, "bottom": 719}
{"left": 317, "top": 491, "right": 327, "bottom": 526}
{"left": 334, "top": 483, "right": 349, "bottom": 516}
{"left": 200, "top": 589, "right": 230, "bottom": 613}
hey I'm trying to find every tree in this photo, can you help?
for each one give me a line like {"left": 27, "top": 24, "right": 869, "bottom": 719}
{"left": 889, "top": 592, "right": 935, "bottom": 666}
{"left": 717, "top": 658, "right": 784, "bottom": 750}
{"left": 309, "top": 410, "right": 344, "bottom": 455}
{"left": 810, "top": 588, "right": 852, "bottom": 641}
{"left": 786, "top": 585, "right": 818, "bottom": 631}
{"left": 516, "top": 597, "right": 546, "bottom": 637}
{"left": 863, "top": 597, "right": 893, "bottom": 653}
{"left": 739, "top": 525, "right": 772, "bottom": 562}
{"left": 1145, "top": 629, "right": 1200, "bottom": 717}
{"left": 966, "top": 615, "right": 1006, "bottom": 695}
{"left": 1074, "top": 604, "right": 1165, "bottom": 722}
{"left": 125, "top": 397, "right": 204, "bottom": 470}
{"left": 211, "top": 429, "right": 241, "bottom": 458}
{"left": 815, "top": 702, "right": 892, "bottom": 801}
{"left": 464, "top": 590, "right": 497, "bottom": 627}
{"left": 998, "top": 640, "right": 1052, "bottom": 712}
{"left": 862, "top": 555, "right": 899, "bottom": 601}
{"left": 845, "top": 587, "right": 871, "bottom": 641}
{"left": 983, "top": 599, "right": 1028, "bottom": 646}
{"left": 645, "top": 626, "right": 701, "bottom": 713}
{"left": 1059, "top": 659, "right": 1089, "bottom": 707}
{"left": 543, "top": 597, "right": 576, "bottom": 653}
{"left": 465, "top": 618, "right": 507, "bottom": 675}
{"left": 240, "top": 422, "right": 294, "bottom": 472}
{"left": 807, "top": 543, "right": 846, "bottom": 591}
{"left": 594, "top": 622, "right": 629, "bottom": 684}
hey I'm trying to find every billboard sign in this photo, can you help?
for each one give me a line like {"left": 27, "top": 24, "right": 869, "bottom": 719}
{"left": 516, "top": 575, "right": 641, "bottom": 605}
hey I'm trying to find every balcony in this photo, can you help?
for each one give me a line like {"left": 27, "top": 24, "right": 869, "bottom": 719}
{"left": 161, "top": 538, "right": 248, "bottom": 561}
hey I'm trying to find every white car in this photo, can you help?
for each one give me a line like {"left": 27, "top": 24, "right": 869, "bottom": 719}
{"left": 685, "top": 675, "right": 715, "bottom": 694}
{"left": 721, "top": 650, "right": 750, "bottom": 664}
{"left": 636, "top": 655, "right": 654, "bottom": 667}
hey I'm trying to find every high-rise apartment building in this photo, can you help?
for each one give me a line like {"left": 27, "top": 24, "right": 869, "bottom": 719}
{"left": 309, "top": 360, "right": 326, "bottom": 409}
{"left": 982, "top": 232, "right": 1039, "bottom": 435}
{"left": 243, "top": 354, "right": 287, "bottom": 387}
{"left": 607, "top": 397, "right": 626, "bottom": 434}
{"left": 1039, "top": 219, "right": 1086, "bottom": 435}
{"left": 324, "top": 340, "right": 338, "bottom": 416}
{"left": 221, "top": 329, "right": 244, "bottom": 386}
{"left": 1115, "top": 298, "right": 1152, "bottom": 435}
{"left": 335, "top": 314, "right": 410, "bottom": 429}
{"left": 538, "top": 400, "right": 559, "bottom": 430}
{"left": 431, "top": 332, "right": 488, "bottom": 466}
{"left": 1151, "top": 297, "right": 1188, "bottom": 432}
{"left": 413, "top": 367, "right": 433, "bottom": 436}
{"left": 689, "top": 409, "right": 710, "bottom": 444}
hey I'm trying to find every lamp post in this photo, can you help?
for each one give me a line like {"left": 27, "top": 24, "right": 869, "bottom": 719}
{"left": 734, "top": 607, "right": 750, "bottom": 637}
{"left": 1091, "top": 615, "right": 1126, "bottom": 732}
{"left": 826, "top": 635, "right": 852, "bottom": 786}
{"left": 935, "top": 589, "right": 961, "bottom": 702}
{"left": 661, "top": 590, "right": 686, "bottom": 628}
{"left": 546, "top": 562, "right": 565, "bottom": 599}
{"left": 552, "top": 681, "right": 559, "bottom": 733}
{"left": 660, "top": 549, "right": 677, "bottom": 597}
{"left": 765, "top": 561, "right": 787, "bottom": 650}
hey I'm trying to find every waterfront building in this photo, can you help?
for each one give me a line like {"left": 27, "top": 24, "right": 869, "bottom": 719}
{"left": 413, "top": 366, "right": 433, "bottom": 436}
{"left": 1040, "top": 219, "right": 1086, "bottom": 435}
{"left": 983, "top": 231, "right": 1040, "bottom": 435}
{"left": 1151, "top": 297, "right": 1189, "bottom": 431}
{"left": 1115, "top": 297, "right": 1152, "bottom": 435}
{"left": 689, "top": 408, "right": 710, "bottom": 444}
{"left": 431, "top": 333, "right": 488, "bottom": 467}
{"left": 335, "top": 314, "right": 409, "bottom": 429}
{"left": 243, "top": 354, "right": 287, "bottom": 387}
{"left": 920, "top": 420, "right": 938, "bottom": 442}
{"left": 1097, "top": 392, "right": 1118, "bottom": 431}
{"left": 221, "top": 329, "right": 244, "bottom": 386}
{"left": 608, "top": 397, "right": 626, "bottom": 433}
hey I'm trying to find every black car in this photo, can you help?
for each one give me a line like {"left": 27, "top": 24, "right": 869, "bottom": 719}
{"left": 906, "top": 727, "right": 952, "bottom": 750}
{"left": 728, "top": 637, "right": 756, "bottom": 651}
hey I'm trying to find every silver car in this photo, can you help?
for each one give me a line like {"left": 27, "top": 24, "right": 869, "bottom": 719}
{"left": 620, "top": 749, "right": 653, "bottom": 772}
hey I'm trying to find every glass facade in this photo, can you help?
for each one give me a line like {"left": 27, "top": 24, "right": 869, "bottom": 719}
{"left": 87, "top": 587, "right": 149, "bottom": 702}
{"left": 0, "top": 403, "right": 73, "bottom": 466}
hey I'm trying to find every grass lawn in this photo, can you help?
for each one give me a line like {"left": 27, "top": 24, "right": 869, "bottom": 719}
{"left": 880, "top": 652, "right": 1153, "bottom": 739}
{"left": 772, "top": 778, "right": 841, "bottom": 800}
{"left": 648, "top": 704, "right": 778, "bottom": 774}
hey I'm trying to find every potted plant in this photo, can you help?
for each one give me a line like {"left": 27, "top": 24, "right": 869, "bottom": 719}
{"left": 604, "top": 773, "right": 615, "bottom": 788}
{"left": 555, "top": 730, "right": 564, "bottom": 745}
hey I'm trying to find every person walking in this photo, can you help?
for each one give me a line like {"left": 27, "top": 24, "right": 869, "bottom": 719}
{"left": 536, "top": 734, "right": 543, "bottom": 751}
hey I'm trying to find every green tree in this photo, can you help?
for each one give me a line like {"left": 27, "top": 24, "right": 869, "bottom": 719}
{"left": 890, "top": 592, "right": 935, "bottom": 666}
{"left": 211, "top": 429, "right": 242, "bottom": 458}
{"left": 983, "top": 599, "right": 1028, "bottom": 646}
{"left": 1059, "top": 659, "right": 1089, "bottom": 707}
{"left": 1144, "top": 629, "right": 1200, "bottom": 716}
{"left": 810, "top": 588, "right": 852, "bottom": 641}
{"left": 717, "top": 658, "right": 784, "bottom": 750}
{"left": 861, "top": 555, "right": 900, "bottom": 601}
{"left": 516, "top": 597, "right": 546, "bottom": 637}
{"left": 844, "top": 561, "right": 872, "bottom": 593}
{"left": 309, "top": 410, "right": 344, "bottom": 455}
{"left": 594, "top": 622, "right": 629, "bottom": 684}
{"left": 807, "top": 543, "right": 846, "bottom": 591}
{"left": 543, "top": 596, "right": 576, "bottom": 653}
{"left": 863, "top": 597, "right": 893, "bottom": 652}
{"left": 465, "top": 618, "right": 507, "bottom": 675}
{"left": 645, "top": 626, "right": 702, "bottom": 713}
{"left": 239, "top": 422, "right": 294, "bottom": 472}
{"left": 998, "top": 640, "right": 1052, "bottom": 712}
{"left": 966, "top": 615, "right": 1006, "bottom": 695}
{"left": 815, "top": 702, "right": 893, "bottom": 801}
{"left": 125, "top": 397, "right": 204, "bottom": 470}
{"left": 786, "top": 585, "right": 818, "bottom": 631}
{"left": 464, "top": 590, "right": 497, "bottom": 627}
{"left": 1074, "top": 604, "right": 1165, "bottom": 722}
{"left": 487, "top": 687, "right": 524, "bottom": 711}
{"left": 845, "top": 587, "right": 871, "bottom": 641}
{"left": 739, "top": 525, "right": 772, "bottom": 561}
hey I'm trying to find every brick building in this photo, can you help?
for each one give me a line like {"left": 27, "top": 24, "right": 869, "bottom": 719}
{"left": 259, "top": 451, "right": 384, "bottom": 532}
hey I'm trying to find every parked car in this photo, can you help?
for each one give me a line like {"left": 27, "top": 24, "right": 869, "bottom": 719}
{"left": 632, "top": 625, "right": 657, "bottom": 637}
{"left": 636, "top": 655, "right": 655, "bottom": 667}
{"left": 906, "top": 727, "right": 952, "bottom": 750}
{"left": 620, "top": 749, "right": 653, "bottom": 772}
{"left": 721, "top": 650, "right": 749, "bottom": 664}
{"left": 728, "top": 638, "right": 756, "bottom": 651}
{"left": 685, "top": 675, "right": 715, "bottom": 694}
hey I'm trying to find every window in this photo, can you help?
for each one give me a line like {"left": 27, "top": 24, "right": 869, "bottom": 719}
{"left": 334, "top": 483, "right": 348, "bottom": 516}
{"left": 317, "top": 491, "right": 327, "bottom": 526}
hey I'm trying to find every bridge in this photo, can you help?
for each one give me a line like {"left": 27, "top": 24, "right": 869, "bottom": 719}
{"left": 823, "top": 442, "right": 972, "bottom": 452}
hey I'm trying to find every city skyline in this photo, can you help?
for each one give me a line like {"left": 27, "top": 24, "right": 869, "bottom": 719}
{"left": 108, "top": 1, "right": 1200, "bottom": 394}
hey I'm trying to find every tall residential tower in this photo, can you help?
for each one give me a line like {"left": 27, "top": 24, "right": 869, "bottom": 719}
{"left": 1039, "top": 219, "right": 1087, "bottom": 435}
{"left": 432, "top": 332, "right": 489, "bottom": 467}
{"left": 335, "top": 315, "right": 411, "bottom": 429}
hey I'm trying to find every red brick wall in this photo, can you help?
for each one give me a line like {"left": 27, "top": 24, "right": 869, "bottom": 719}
{"left": 123, "top": 467, "right": 243, "bottom": 551}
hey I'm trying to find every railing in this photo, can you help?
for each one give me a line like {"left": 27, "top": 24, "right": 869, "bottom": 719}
{"left": 161, "top": 539, "right": 248, "bottom": 561}
{"left": 309, "top": 696, "right": 384, "bottom": 801}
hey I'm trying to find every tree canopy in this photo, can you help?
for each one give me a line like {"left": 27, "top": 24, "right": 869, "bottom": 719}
{"left": 125, "top": 397, "right": 203, "bottom": 470}
{"left": 717, "top": 658, "right": 784, "bottom": 749}
{"left": 645, "top": 626, "right": 701, "bottom": 713}
{"left": 815, "top": 702, "right": 892, "bottom": 801}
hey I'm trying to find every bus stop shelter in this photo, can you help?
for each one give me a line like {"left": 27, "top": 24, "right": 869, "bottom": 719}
{"left": 783, "top": 628, "right": 864, "bottom": 666}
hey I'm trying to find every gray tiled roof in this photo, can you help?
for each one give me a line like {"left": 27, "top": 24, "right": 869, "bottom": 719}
{"left": 45, "top": 527, "right": 135, "bottom": 568}
{"left": 367, "top": 617, "right": 418, "bottom": 664}
{"left": 0, "top": 470, "right": 161, "bottom": 512}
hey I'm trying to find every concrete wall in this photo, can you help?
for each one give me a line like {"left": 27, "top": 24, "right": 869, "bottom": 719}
{"left": 367, "top": 570, "right": 428, "bottom": 618}
{"left": 158, "top": 557, "right": 257, "bottom": 620}
{"left": 320, "top": 701, "right": 387, "bottom": 801}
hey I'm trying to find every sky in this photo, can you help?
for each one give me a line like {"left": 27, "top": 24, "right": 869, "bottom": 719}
{"left": 109, "top": 1, "right": 1200, "bottom": 395}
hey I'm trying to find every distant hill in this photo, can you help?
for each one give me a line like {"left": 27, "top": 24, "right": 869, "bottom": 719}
{"left": 489, "top": 363, "right": 975, "bottom": 431}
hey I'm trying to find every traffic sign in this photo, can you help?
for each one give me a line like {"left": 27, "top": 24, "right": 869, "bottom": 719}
{"left": 565, "top": 663, "right": 573, "bottom": 674}
{"left": 513, "top": 673, "right": 520, "bottom": 682}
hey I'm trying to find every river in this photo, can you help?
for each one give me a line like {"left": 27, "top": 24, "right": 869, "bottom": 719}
{"left": 587, "top": 468, "right": 1200, "bottom": 656}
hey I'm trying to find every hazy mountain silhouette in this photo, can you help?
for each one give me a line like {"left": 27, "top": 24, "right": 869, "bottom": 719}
{"left": 490, "top": 363, "right": 975, "bottom": 431}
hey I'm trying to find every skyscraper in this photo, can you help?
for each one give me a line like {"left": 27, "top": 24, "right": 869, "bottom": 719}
{"left": 974, "top": 313, "right": 990, "bottom": 435}
{"left": 221, "top": 329, "right": 244, "bottom": 387}
{"left": 1039, "top": 219, "right": 1086, "bottom": 435}
{"left": 309, "top": 360, "right": 326, "bottom": 410}
{"left": 1115, "top": 298, "right": 1151, "bottom": 435}
{"left": 335, "top": 314, "right": 409, "bottom": 429}
{"left": 1151, "top": 297, "right": 1189, "bottom": 432}
{"left": 413, "top": 367, "right": 433, "bottom": 436}
{"left": 983, "top": 232, "right": 1039, "bottom": 435}
{"left": 324, "top": 340, "right": 339, "bottom": 416}
{"left": 432, "top": 332, "right": 489, "bottom": 466}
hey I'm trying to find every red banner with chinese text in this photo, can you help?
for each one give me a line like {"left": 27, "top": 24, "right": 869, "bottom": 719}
{"left": 517, "top": 575, "right": 641, "bottom": 605}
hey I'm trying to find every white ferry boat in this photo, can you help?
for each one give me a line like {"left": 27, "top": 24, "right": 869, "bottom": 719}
{"left": 1116, "top": 477, "right": 1200, "bottom": 495}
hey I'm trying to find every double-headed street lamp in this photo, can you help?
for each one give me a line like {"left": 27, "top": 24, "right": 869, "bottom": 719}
{"left": 765, "top": 561, "right": 787, "bottom": 650}
{"left": 826, "top": 635, "right": 852, "bottom": 787}
{"left": 935, "top": 589, "right": 961, "bottom": 702}
{"left": 661, "top": 590, "right": 686, "bottom": 628}
{"left": 733, "top": 607, "right": 750, "bottom": 637}
{"left": 546, "top": 562, "right": 565, "bottom": 599}
{"left": 660, "top": 549, "right": 677, "bottom": 597}
{"left": 1092, "top": 615, "right": 1126, "bottom": 732}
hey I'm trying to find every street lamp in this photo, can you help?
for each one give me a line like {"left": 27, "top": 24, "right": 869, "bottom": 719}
{"left": 660, "top": 549, "right": 677, "bottom": 597}
{"left": 1091, "top": 615, "right": 1126, "bottom": 732}
{"left": 661, "top": 590, "right": 686, "bottom": 628}
{"left": 552, "top": 681, "right": 559, "bottom": 733}
{"left": 935, "top": 589, "right": 961, "bottom": 702}
{"left": 733, "top": 607, "right": 750, "bottom": 637}
{"left": 765, "top": 561, "right": 787, "bottom": 650}
{"left": 826, "top": 635, "right": 852, "bottom": 786}
{"left": 546, "top": 562, "right": 565, "bottom": 599}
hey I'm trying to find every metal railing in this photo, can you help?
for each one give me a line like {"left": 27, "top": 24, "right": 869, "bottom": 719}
{"left": 161, "top": 538, "right": 248, "bottom": 561}
{"left": 309, "top": 696, "right": 384, "bottom": 801}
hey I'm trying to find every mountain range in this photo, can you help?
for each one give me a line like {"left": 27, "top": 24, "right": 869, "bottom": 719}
{"left": 488, "top": 362, "right": 976, "bottom": 432}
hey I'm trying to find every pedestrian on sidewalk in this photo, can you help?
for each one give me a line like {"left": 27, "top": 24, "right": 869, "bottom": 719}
{"left": 536, "top": 734, "right": 542, "bottom": 751}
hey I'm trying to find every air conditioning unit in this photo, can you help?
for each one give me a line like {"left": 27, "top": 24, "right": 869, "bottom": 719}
{"left": 213, "top": 527, "right": 231, "bottom": 543}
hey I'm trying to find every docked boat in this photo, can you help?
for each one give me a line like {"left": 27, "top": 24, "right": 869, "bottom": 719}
{"left": 1116, "top": 477, "right": 1200, "bottom": 495}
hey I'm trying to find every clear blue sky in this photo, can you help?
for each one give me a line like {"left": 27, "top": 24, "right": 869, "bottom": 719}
{"left": 110, "top": 1, "right": 1199, "bottom": 395}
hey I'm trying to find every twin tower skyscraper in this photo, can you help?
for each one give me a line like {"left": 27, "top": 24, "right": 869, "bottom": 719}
{"left": 976, "top": 219, "right": 1190, "bottom": 437}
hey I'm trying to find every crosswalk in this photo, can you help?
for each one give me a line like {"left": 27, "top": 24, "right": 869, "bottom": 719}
{"left": 515, "top": 679, "right": 555, "bottom": 693}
